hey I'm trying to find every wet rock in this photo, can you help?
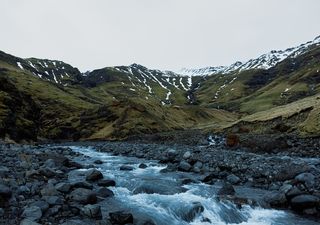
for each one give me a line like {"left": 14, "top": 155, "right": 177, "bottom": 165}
{"left": 109, "top": 211, "right": 133, "bottom": 225}
{"left": 133, "top": 182, "right": 187, "bottom": 195}
{"left": 264, "top": 191, "right": 288, "bottom": 208}
{"left": 55, "top": 182, "right": 72, "bottom": 193}
{"left": 166, "top": 149, "right": 178, "bottom": 162}
{"left": 69, "top": 188, "right": 97, "bottom": 204}
{"left": 60, "top": 220, "right": 91, "bottom": 225}
{"left": 178, "top": 161, "right": 192, "bottom": 172}
{"left": 286, "top": 186, "right": 305, "bottom": 200}
{"left": 218, "top": 183, "right": 235, "bottom": 196}
{"left": 295, "top": 173, "right": 315, "bottom": 189}
{"left": 94, "top": 160, "right": 103, "bottom": 164}
{"left": 97, "top": 187, "right": 114, "bottom": 198}
{"left": 0, "top": 183, "right": 12, "bottom": 199}
{"left": 139, "top": 163, "right": 148, "bottom": 169}
{"left": 86, "top": 169, "right": 103, "bottom": 182}
{"left": 182, "top": 202, "right": 204, "bottom": 222}
{"left": 97, "top": 179, "right": 116, "bottom": 187}
{"left": 120, "top": 165, "right": 134, "bottom": 171}
{"left": 22, "top": 206, "right": 42, "bottom": 221}
{"left": 227, "top": 174, "right": 241, "bottom": 185}
{"left": 81, "top": 204, "right": 102, "bottom": 219}
{"left": 290, "top": 194, "right": 320, "bottom": 211}
{"left": 202, "top": 172, "right": 219, "bottom": 184}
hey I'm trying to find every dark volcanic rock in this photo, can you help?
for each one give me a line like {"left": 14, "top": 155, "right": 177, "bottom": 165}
{"left": 0, "top": 184, "right": 12, "bottom": 199}
{"left": 178, "top": 161, "right": 192, "bottom": 172}
{"left": 120, "top": 165, "right": 134, "bottom": 171}
{"left": 86, "top": 169, "right": 103, "bottom": 182}
{"left": 218, "top": 183, "right": 235, "bottom": 196}
{"left": 109, "top": 211, "right": 133, "bottom": 225}
{"left": 97, "top": 187, "right": 114, "bottom": 198}
{"left": 97, "top": 179, "right": 116, "bottom": 187}
{"left": 81, "top": 204, "right": 102, "bottom": 219}
{"left": 69, "top": 188, "right": 97, "bottom": 204}
{"left": 290, "top": 195, "right": 320, "bottom": 211}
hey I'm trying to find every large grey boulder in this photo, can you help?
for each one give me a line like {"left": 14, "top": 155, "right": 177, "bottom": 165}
{"left": 290, "top": 194, "right": 320, "bottom": 211}
{"left": 86, "top": 169, "right": 103, "bottom": 182}
{"left": 81, "top": 204, "right": 102, "bottom": 219}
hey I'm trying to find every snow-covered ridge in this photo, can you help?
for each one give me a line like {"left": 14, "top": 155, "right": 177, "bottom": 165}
{"left": 177, "top": 35, "right": 320, "bottom": 76}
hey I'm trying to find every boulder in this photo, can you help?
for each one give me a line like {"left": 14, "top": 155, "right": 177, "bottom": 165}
{"left": 69, "top": 188, "right": 97, "bottom": 204}
{"left": 97, "top": 187, "right": 114, "bottom": 198}
{"left": 109, "top": 211, "right": 133, "bottom": 225}
{"left": 97, "top": 179, "right": 116, "bottom": 187}
{"left": 22, "top": 206, "right": 42, "bottom": 222}
{"left": 94, "top": 160, "right": 103, "bottom": 164}
{"left": 178, "top": 161, "right": 192, "bottom": 172}
{"left": 139, "top": 163, "right": 148, "bottom": 169}
{"left": 227, "top": 174, "right": 241, "bottom": 185}
{"left": 120, "top": 165, "right": 134, "bottom": 171}
{"left": 217, "top": 183, "right": 235, "bottom": 196}
{"left": 290, "top": 195, "right": 320, "bottom": 211}
{"left": 166, "top": 149, "right": 178, "bottom": 162}
{"left": 71, "top": 181, "right": 93, "bottom": 190}
{"left": 55, "top": 182, "right": 71, "bottom": 193}
{"left": 264, "top": 191, "right": 287, "bottom": 208}
{"left": 295, "top": 173, "right": 315, "bottom": 189}
{"left": 181, "top": 202, "right": 204, "bottom": 222}
{"left": 81, "top": 204, "right": 102, "bottom": 219}
{"left": 86, "top": 169, "right": 103, "bottom": 182}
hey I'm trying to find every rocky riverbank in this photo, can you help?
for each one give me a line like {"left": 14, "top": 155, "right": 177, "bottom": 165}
{"left": 0, "top": 134, "right": 320, "bottom": 224}
{"left": 0, "top": 143, "right": 129, "bottom": 225}
{"left": 92, "top": 136, "right": 320, "bottom": 219}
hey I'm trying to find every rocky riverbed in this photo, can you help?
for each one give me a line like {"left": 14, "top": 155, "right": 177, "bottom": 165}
{"left": 0, "top": 135, "right": 319, "bottom": 224}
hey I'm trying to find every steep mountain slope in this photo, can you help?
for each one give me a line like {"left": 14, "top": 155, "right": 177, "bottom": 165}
{"left": 0, "top": 35, "right": 320, "bottom": 141}
{"left": 0, "top": 51, "right": 236, "bottom": 141}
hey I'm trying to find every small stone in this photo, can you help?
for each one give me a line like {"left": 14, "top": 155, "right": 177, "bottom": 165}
{"left": 183, "top": 151, "right": 191, "bottom": 160}
{"left": 29, "top": 201, "right": 49, "bottom": 212}
{"left": 42, "top": 196, "right": 64, "bottom": 205}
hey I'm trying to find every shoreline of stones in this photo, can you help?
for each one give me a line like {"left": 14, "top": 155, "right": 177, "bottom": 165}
{"left": 0, "top": 144, "right": 136, "bottom": 225}
{"left": 93, "top": 139, "right": 320, "bottom": 220}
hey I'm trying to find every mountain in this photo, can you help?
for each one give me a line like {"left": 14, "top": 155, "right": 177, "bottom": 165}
{"left": 178, "top": 35, "right": 320, "bottom": 76}
{"left": 0, "top": 35, "right": 319, "bottom": 142}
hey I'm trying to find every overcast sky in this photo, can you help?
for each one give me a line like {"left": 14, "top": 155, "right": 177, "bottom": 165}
{"left": 1, "top": 0, "right": 319, "bottom": 72}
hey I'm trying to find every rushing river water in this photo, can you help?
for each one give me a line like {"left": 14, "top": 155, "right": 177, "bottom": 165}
{"left": 68, "top": 146, "right": 319, "bottom": 225}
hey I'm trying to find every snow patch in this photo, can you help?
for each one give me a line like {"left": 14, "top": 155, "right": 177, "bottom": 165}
{"left": 17, "top": 62, "right": 24, "bottom": 70}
